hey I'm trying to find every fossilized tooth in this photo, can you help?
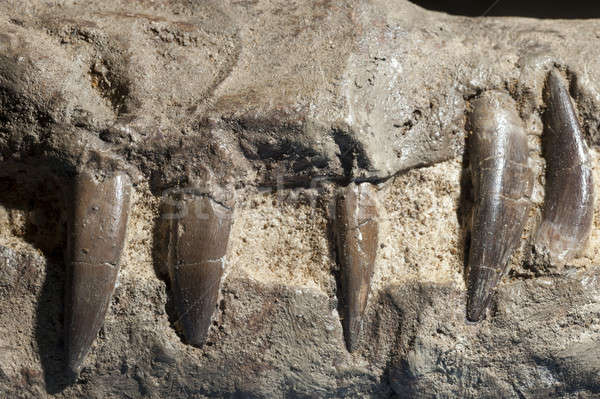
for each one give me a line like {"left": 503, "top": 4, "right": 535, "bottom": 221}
{"left": 466, "top": 91, "right": 533, "bottom": 322}
{"left": 334, "top": 182, "right": 379, "bottom": 352}
{"left": 165, "top": 192, "right": 233, "bottom": 346}
{"left": 533, "top": 70, "right": 594, "bottom": 265}
{"left": 66, "top": 171, "right": 132, "bottom": 375}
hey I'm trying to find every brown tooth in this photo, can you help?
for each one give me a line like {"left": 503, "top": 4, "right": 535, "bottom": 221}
{"left": 466, "top": 91, "right": 533, "bottom": 322}
{"left": 533, "top": 70, "right": 594, "bottom": 265}
{"left": 165, "top": 192, "right": 233, "bottom": 347}
{"left": 66, "top": 171, "right": 132, "bottom": 375}
{"left": 334, "top": 182, "right": 379, "bottom": 352}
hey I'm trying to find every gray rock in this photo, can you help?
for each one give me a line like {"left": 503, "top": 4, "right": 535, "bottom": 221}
{"left": 1, "top": 0, "right": 600, "bottom": 398}
{"left": 388, "top": 274, "right": 600, "bottom": 398}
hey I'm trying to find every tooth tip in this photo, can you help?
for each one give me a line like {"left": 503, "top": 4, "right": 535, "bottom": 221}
{"left": 466, "top": 268, "right": 496, "bottom": 323}
{"left": 179, "top": 308, "right": 213, "bottom": 347}
{"left": 466, "top": 301, "right": 486, "bottom": 322}
{"left": 343, "top": 315, "right": 363, "bottom": 352}
{"left": 341, "top": 304, "right": 367, "bottom": 353}
{"left": 184, "top": 329, "right": 209, "bottom": 347}
{"left": 65, "top": 362, "right": 81, "bottom": 379}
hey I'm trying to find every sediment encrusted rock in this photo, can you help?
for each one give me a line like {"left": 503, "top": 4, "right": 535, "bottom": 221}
{"left": 1, "top": 0, "right": 600, "bottom": 397}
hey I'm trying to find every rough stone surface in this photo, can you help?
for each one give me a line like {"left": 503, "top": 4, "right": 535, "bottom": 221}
{"left": 1, "top": 0, "right": 600, "bottom": 397}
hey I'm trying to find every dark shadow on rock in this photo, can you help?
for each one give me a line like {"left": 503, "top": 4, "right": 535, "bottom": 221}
{"left": 457, "top": 142, "right": 472, "bottom": 288}
{"left": 0, "top": 162, "right": 73, "bottom": 393}
{"left": 36, "top": 258, "right": 72, "bottom": 394}
{"left": 382, "top": 285, "right": 422, "bottom": 399}
{"left": 368, "top": 291, "right": 402, "bottom": 398}
{"left": 323, "top": 186, "right": 347, "bottom": 351}
{"left": 534, "top": 342, "right": 600, "bottom": 395}
{"left": 384, "top": 282, "right": 462, "bottom": 397}
{"left": 151, "top": 199, "right": 188, "bottom": 345}
{"left": 332, "top": 127, "right": 371, "bottom": 180}
{"left": 409, "top": 0, "right": 600, "bottom": 19}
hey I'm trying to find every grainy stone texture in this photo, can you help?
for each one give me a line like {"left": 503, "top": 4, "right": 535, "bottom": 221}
{"left": 1, "top": 0, "right": 600, "bottom": 398}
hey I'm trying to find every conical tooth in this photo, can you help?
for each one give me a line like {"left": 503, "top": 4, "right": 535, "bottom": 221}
{"left": 165, "top": 192, "right": 233, "bottom": 346}
{"left": 66, "top": 171, "right": 132, "bottom": 375}
{"left": 533, "top": 70, "right": 594, "bottom": 265}
{"left": 466, "top": 91, "right": 533, "bottom": 322}
{"left": 334, "top": 182, "right": 379, "bottom": 352}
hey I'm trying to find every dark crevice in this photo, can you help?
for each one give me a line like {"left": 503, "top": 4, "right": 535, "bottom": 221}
{"left": 0, "top": 163, "right": 73, "bottom": 393}
{"left": 332, "top": 128, "right": 372, "bottom": 180}
{"left": 252, "top": 156, "right": 453, "bottom": 194}
{"left": 0, "top": 164, "right": 69, "bottom": 259}
{"left": 151, "top": 202, "right": 187, "bottom": 346}
{"left": 410, "top": 0, "right": 600, "bottom": 19}
{"left": 457, "top": 144, "right": 472, "bottom": 288}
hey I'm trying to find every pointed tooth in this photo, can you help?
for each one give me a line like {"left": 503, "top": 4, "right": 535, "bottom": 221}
{"left": 166, "top": 193, "right": 233, "bottom": 346}
{"left": 334, "top": 182, "right": 379, "bottom": 352}
{"left": 466, "top": 91, "right": 532, "bottom": 322}
{"left": 533, "top": 70, "right": 594, "bottom": 265}
{"left": 66, "top": 171, "right": 132, "bottom": 375}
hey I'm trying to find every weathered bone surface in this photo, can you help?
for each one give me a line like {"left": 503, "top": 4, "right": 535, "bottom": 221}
{"left": 334, "top": 182, "right": 379, "bottom": 352}
{"left": 532, "top": 70, "right": 594, "bottom": 266}
{"left": 164, "top": 193, "right": 233, "bottom": 347}
{"left": 466, "top": 91, "right": 533, "bottom": 322}
{"left": 2, "top": 0, "right": 600, "bottom": 397}
{"left": 66, "top": 171, "right": 132, "bottom": 375}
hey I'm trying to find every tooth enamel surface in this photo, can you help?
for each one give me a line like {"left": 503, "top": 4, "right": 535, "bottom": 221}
{"left": 66, "top": 171, "right": 132, "bottom": 374}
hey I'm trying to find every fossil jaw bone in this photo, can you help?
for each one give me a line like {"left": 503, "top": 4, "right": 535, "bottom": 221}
{"left": 334, "top": 182, "right": 379, "bottom": 352}
{"left": 66, "top": 171, "right": 132, "bottom": 375}
{"left": 164, "top": 191, "right": 233, "bottom": 347}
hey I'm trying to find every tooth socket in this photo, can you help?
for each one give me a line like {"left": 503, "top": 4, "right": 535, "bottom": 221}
{"left": 466, "top": 92, "right": 533, "bottom": 322}
{"left": 66, "top": 171, "right": 132, "bottom": 375}
{"left": 165, "top": 193, "right": 233, "bottom": 347}
{"left": 533, "top": 70, "right": 594, "bottom": 265}
{"left": 334, "top": 182, "right": 379, "bottom": 352}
